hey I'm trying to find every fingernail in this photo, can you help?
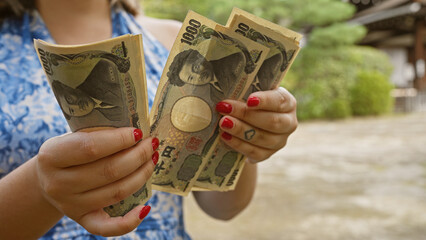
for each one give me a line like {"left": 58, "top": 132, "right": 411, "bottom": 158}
{"left": 152, "top": 151, "right": 159, "bottom": 165}
{"left": 139, "top": 205, "right": 151, "bottom": 220}
{"left": 216, "top": 102, "right": 232, "bottom": 114}
{"left": 133, "top": 129, "right": 143, "bottom": 142}
{"left": 221, "top": 132, "right": 232, "bottom": 140}
{"left": 221, "top": 117, "right": 234, "bottom": 129}
{"left": 247, "top": 96, "right": 260, "bottom": 107}
{"left": 152, "top": 137, "right": 159, "bottom": 151}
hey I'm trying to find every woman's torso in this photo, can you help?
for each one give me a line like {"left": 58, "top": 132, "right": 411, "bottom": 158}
{"left": 0, "top": 5, "right": 189, "bottom": 240}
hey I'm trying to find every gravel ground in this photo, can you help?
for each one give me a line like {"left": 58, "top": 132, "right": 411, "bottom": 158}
{"left": 184, "top": 112, "right": 426, "bottom": 240}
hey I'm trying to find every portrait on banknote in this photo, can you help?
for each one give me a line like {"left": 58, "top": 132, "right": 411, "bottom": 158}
{"left": 35, "top": 35, "right": 152, "bottom": 217}
{"left": 51, "top": 59, "right": 126, "bottom": 121}
{"left": 167, "top": 48, "right": 246, "bottom": 104}
{"left": 37, "top": 43, "right": 142, "bottom": 132}
{"left": 195, "top": 12, "right": 301, "bottom": 191}
{"left": 150, "top": 12, "right": 268, "bottom": 194}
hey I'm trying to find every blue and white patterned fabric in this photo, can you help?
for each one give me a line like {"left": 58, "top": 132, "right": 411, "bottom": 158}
{"left": 0, "top": 4, "right": 190, "bottom": 240}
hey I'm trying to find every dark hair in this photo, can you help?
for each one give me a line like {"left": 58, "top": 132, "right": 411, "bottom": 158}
{"left": 167, "top": 49, "right": 198, "bottom": 87}
{"left": 0, "top": 0, "right": 33, "bottom": 20}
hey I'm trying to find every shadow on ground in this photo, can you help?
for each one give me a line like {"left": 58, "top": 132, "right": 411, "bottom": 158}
{"left": 184, "top": 112, "right": 426, "bottom": 240}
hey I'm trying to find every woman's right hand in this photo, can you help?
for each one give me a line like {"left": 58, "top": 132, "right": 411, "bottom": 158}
{"left": 35, "top": 127, "right": 158, "bottom": 237}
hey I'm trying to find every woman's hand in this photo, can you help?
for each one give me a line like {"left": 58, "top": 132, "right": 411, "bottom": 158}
{"left": 35, "top": 127, "right": 158, "bottom": 237}
{"left": 216, "top": 87, "right": 297, "bottom": 163}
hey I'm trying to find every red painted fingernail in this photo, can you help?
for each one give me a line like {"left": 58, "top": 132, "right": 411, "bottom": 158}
{"left": 152, "top": 151, "right": 159, "bottom": 165}
{"left": 139, "top": 205, "right": 151, "bottom": 220}
{"left": 133, "top": 129, "right": 143, "bottom": 142}
{"left": 221, "top": 132, "right": 232, "bottom": 140}
{"left": 221, "top": 117, "right": 234, "bottom": 129}
{"left": 216, "top": 102, "right": 232, "bottom": 114}
{"left": 152, "top": 137, "right": 159, "bottom": 151}
{"left": 247, "top": 96, "right": 260, "bottom": 107}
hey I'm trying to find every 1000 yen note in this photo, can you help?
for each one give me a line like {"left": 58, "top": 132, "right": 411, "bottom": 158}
{"left": 226, "top": 7, "right": 303, "bottom": 43}
{"left": 222, "top": 11, "right": 302, "bottom": 191}
{"left": 149, "top": 11, "right": 269, "bottom": 195}
{"left": 195, "top": 10, "right": 302, "bottom": 191}
{"left": 34, "top": 35, "right": 151, "bottom": 217}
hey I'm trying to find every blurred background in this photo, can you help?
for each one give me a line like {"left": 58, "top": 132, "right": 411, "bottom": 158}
{"left": 140, "top": 0, "right": 426, "bottom": 239}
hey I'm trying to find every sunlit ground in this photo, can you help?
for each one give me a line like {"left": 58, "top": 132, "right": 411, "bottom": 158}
{"left": 184, "top": 111, "right": 426, "bottom": 240}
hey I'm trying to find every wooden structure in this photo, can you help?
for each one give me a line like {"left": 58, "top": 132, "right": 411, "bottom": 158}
{"left": 350, "top": 0, "right": 426, "bottom": 90}
{"left": 349, "top": 0, "right": 426, "bottom": 112}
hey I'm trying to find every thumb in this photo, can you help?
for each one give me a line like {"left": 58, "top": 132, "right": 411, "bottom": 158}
{"left": 78, "top": 205, "right": 151, "bottom": 237}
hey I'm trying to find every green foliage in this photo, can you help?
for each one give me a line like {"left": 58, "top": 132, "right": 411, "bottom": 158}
{"left": 326, "top": 99, "right": 352, "bottom": 119}
{"left": 290, "top": 46, "right": 394, "bottom": 120}
{"left": 283, "top": 0, "right": 356, "bottom": 28}
{"left": 141, "top": 0, "right": 396, "bottom": 120}
{"left": 280, "top": 69, "right": 297, "bottom": 92}
{"left": 141, "top": 0, "right": 356, "bottom": 28}
{"left": 309, "top": 23, "right": 367, "bottom": 47}
{"left": 350, "top": 71, "right": 394, "bottom": 116}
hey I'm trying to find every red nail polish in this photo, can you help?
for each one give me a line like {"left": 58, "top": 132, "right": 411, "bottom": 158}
{"left": 133, "top": 129, "right": 143, "bottom": 142}
{"left": 216, "top": 102, "right": 232, "bottom": 114}
{"left": 152, "top": 137, "right": 159, "bottom": 151}
{"left": 152, "top": 151, "right": 159, "bottom": 165}
{"left": 139, "top": 205, "right": 151, "bottom": 220}
{"left": 221, "top": 132, "right": 232, "bottom": 140}
{"left": 221, "top": 118, "right": 234, "bottom": 129}
{"left": 247, "top": 96, "right": 260, "bottom": 107}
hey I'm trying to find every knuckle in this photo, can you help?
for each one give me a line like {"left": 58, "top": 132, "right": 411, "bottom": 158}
{"left": 264, "top": 152, "right": 274, "bottom": 161}
{"left": 240, "top": 105, "right": 250, "bottom": 120}
{"left": 37, "top": 138, "right": 57, "bottom": 165}
{"left": 229, "top": 136, "right": 243, "bottom": 150}
{"left": 37, "top": 147, "right": 53, "bottom": 166}
{"left": 118, "top": 130, "right": 129, "bottom": 148}
{"left": 254, "top": 151, "right": 271, "bottom": 162}
{"left": 136, "top": 144, "right": 150, "bottom": 165}
{"left": 233, "top": 122, "right": 244, "bottom": 137}
{"left": 112, "top": 186, "right": 127, "bottom": 203}
{"left": 80, "top": 133, "right": 99, "bottom": 159}
{"left": 254, "top": 132, "right": 265, "bottom": 143}
{"left": 254, "top": 132, "right": 271, "bottom": 148}
{"left": 289, "top": 117, "right": 298, "bottom": 133}
{"left": 277, "top": 90, "right": 287, "bottom": 112}
{"left": 276, "top": 138, "right": 288, "bottom": 149}
{"left": 103, "top": 160, "right": 118, "bottom": 181}
{"left": 270, "top": 114, "right": 284, "bottom": 132}
{"left": 141, "top": 165, "right": 154, "bottom": 180}
{"left": 246, "top": 147, "right": 261, "bottom": 161}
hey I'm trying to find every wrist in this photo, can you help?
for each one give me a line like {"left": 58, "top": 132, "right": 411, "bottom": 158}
{"left": 0, "top": 157, "right": 63, "bottom": 239}
{"left": 30, "top": 156, "right": 64, "bottom": 216}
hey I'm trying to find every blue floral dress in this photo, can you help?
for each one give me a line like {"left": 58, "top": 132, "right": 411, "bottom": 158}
{"left": 0, "top": 5, "right": 191, "bottom": 240}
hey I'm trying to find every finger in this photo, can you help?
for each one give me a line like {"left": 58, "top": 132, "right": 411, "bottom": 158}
{"left": 63, "top": 137, "right": 158, "bottom": 193}
{"left": 78, "top": 204, "right": 151, "bottom": 237}
{"left": 39, "top": 127, "right": 143, "bottom": 168}
{"left": 217, "top": 100, "right": 297, "bottom": 134}
{"left": 219, "top": 116, "right": 288, "bottom": 150}
{"left": 247, "top": 87, "right": 296, "bottom": 112}
{"left": 75, "top": 156, "right": 155, "bottom": 212}
{"left": 220, "top": 131, "right": 276, "bottom": 163}
{"left": 246, "top": 87, "right": 296, "bottom": 113}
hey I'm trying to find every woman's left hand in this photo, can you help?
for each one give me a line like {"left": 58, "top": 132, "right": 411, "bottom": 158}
{"left": 216, "top": 87, "right": 297, "bottom": 163}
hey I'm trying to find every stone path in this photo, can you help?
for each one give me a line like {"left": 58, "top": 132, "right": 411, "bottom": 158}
{"left": 184, "top": 112, "right": 426, "bottom": 240}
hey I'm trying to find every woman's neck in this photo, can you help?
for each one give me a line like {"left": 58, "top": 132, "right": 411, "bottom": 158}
{"left": 36, "top": 0, "right": 112, "bottom": 45}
